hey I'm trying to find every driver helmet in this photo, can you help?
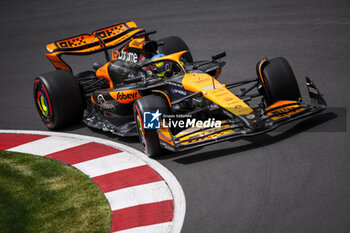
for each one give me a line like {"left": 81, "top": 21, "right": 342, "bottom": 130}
{"left": 149, "top": 54, "right": 170, "bottom": 77}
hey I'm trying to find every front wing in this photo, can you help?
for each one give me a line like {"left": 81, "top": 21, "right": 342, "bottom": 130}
{"left": 157, "top": 77, "right": 327, "bottom": 151}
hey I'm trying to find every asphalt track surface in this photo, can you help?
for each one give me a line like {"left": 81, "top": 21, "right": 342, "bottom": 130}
{"left": 0, "top": 0, "right": 349, "bottom": 232}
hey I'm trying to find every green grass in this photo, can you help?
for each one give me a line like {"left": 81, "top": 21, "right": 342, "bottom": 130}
{"left": 0, "top": 150, "right": 111, "bottom": 233}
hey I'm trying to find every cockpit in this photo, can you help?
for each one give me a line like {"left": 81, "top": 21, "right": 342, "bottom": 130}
{"left": 107, "top": 58, "right": 185, "bottom": 87}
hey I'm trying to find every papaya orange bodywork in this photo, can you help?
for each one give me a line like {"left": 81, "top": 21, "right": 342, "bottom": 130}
{"left": 258, "top": 58, "right": 268, "bottom": 86}
{"left": 157, "top": 125, "right": 174, "bottom": 146}
{"left": 96, "top": 62, "right": 113, "bottom": 89}
{"left": 266, "top": 100, "right": 305, "bottom": 120}
{"left": 265, "top": 100, "right": 299, "bottom": 111}
{"left": 45, "top": 53, "right": 71, "bottom": 70}
{"left": 182, "top": 73, "right": 253, "bottom": 116}
{"left": 109, "top": 90, "right": 141, "bottom": 104}
{"left": 128, "top": 38, "right": 146, "bottom": 49}
{"left": 45, "top": 21, "right": 142, "bottom": 71}
{"left": 112, "top": 50, "right": 120, "bottom": 60}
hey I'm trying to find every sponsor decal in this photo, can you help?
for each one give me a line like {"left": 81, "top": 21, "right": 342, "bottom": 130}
{"left": 118, "top": 50, "right": 138, "bottom": 63}
{"left": 116, "top": 92, "right": 138, "bottom": 100}
{"left": 97, "top": 94, "right": 115, "bottom": 109}
{"left": 129, "top": 38, "right": 144, "bottom": 49}
{"left": 268, "top": 107, "right": 304, "bottom": 120}
{"left": 167, "top": 81, "right": 183, "bottom": 88}
{"left": 146, "top": 70, "right": 153, "bottom": 76}
{"left": 202, "top": 84, "right": 223, "bottom": 90}
{"left": 211, "top": 88, "right": 226, "bottom": 93}
{"left": 112, "top": 50, "right": 119, "bottom": 60}
{"left": 139, "top": 54, "right": 146, "bottom": 63}
{"left": 170, "top": 86, "right": 187, "bottom": 97}
{"left": 195, "top": 79, "right": 209, "bottom": 84}
{"left": 131, "top": 40, "right": 142, "bottom": 47}
{"left": 215, "top": 93, "right": 228, "bottom": 97}
{"left": 246, "top": 114, "right": 255, "bottom": 119}
{"left": 187, "top": 130, "right": 227, "bottom": 144}
{"left": 109, "top": 90, "right": 140, "bottom": 104}
{"left": 226, "top": 101, "right": 241, "bottom": 106}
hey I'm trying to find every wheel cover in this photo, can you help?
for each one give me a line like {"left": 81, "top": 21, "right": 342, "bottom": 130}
{"left": 136, "top": 114, "right": 146, "bottom": 145}
{"left": 34, "top": 82, "right": 53, "bottom": 127}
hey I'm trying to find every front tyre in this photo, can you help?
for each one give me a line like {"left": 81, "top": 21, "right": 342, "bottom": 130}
{"left": 133, "top": 95, "right": 169, "bottom": 157}
{"left": 257, "top": 57, "right": 302, "bottom": 106}
{"left": 33, "top": 70, "right": 83, "bottom": 130}
{"left": 157, "top": 36, "right": 193, "bottom": 63}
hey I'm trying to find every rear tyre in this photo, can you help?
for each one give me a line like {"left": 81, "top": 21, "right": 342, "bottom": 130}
{"left": 258, "top": 57, "right": 302, "bottom": 106}
{"left": 33, "top": 70, "right": 84, "bottom": 130}
{"left": 157, "top": 36, "right": 193, "bottom": 63}
{"left": 133, "top": 95, "right": 169, "bottom": 157}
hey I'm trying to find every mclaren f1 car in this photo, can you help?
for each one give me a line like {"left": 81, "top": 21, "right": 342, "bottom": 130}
{"left": 33, "top": 21, "right": 327, "bottom": 157}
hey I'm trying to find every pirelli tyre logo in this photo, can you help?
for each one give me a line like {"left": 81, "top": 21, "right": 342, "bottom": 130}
{"left": 109, "top": 90, "right": 140, "bottom": 104}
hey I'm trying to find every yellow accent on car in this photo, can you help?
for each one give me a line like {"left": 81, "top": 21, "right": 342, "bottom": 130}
{"left": 175, "top": 123, "right": 234, "bottom": 145}
{"left": 266, "top": 100, "right": 305, "bottom": 120}
{"left": 182, "top": 73, "right": 253, "bottom": 116}
{"left": 157, "top": 124, "right": 174, "bottom": 146}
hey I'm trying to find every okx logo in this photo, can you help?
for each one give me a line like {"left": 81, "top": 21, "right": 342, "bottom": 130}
{"left": 143, "top": 110, "right": 162, "bottom": 129}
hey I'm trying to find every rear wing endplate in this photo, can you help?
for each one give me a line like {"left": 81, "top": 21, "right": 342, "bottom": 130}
{"left": 45, "top": 21, "right": 143, "bottom": 71}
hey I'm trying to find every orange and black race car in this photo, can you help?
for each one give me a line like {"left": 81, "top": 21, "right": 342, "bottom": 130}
{"left": 33, "top": 21, "right": 327, "bottom": 157}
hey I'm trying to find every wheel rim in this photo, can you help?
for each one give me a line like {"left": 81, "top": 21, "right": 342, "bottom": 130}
{"left": 38, "top": 91, "right": 49, "bottom": 116}
{"left": 34, "top": 81, "right": 53, "bottom": 127}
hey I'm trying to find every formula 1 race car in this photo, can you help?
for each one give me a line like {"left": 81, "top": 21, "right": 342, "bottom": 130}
{"left": 33, "top": 21, "right": 327, "bottom": 157}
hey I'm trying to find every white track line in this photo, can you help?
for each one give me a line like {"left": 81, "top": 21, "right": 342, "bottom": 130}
{"left": 113, "top": 222, "right": 172, "bottom": 233}
{"left": 0, "top": 130, "right": 186, "bottom": 233}
{"left": 7, "top": 136, "right": 89, "bottom": 156}
{"left": 73, "top": 152, "right": 146, "bottom": 178}
{"left": 106, "top": 181, "right": 173, "bottom": 211}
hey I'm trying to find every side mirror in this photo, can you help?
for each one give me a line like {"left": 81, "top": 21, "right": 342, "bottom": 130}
{"left": 212, "top": 51, "right": 226, "bottom": 60}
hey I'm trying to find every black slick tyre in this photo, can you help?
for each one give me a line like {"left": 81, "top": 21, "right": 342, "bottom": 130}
{"left": 258, "top": 57, "right": 302, "bottom": 106}
{"left": 33, "top": 70, "right": 83, "bottom": 130}
{"left": 157, "top": 36, "right": 193, "bottom": 63}
{"left": 133, "top": 95, "right": 169, "bottom": 157}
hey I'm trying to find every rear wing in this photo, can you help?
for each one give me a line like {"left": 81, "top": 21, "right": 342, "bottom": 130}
{"left": 45, "top": 21, "right": 143, "bottom": 71}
